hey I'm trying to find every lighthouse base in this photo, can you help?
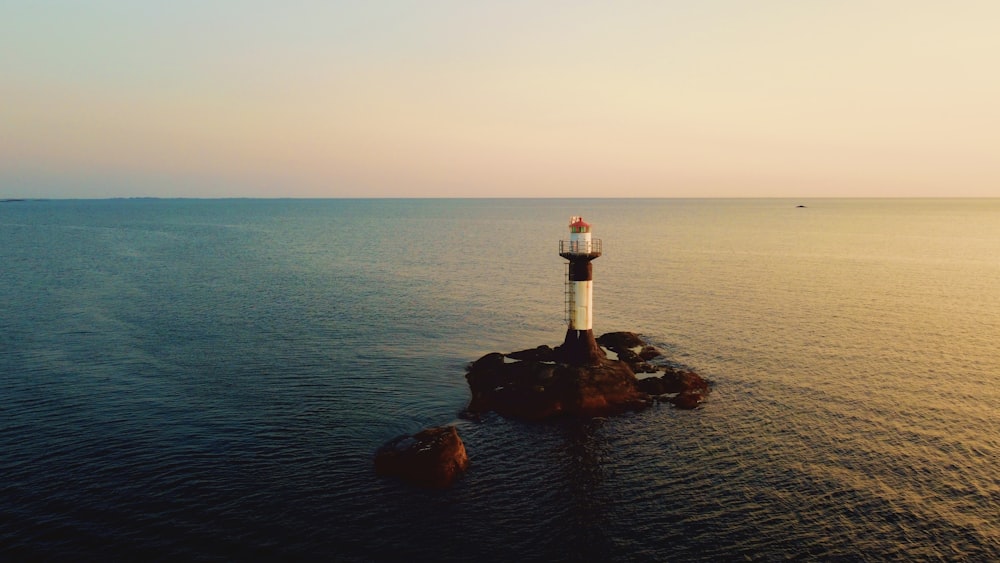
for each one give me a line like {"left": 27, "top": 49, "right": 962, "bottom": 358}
{"left": 557, "top": 329, "right": 606, "bottom": 366}
{"left": 463, "top": 331, "right": 711, "bottom": 420}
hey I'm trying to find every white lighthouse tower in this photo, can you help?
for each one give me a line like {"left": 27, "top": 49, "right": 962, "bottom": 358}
{"left": 558, "top": 216, "right": 605, "bottom": 365}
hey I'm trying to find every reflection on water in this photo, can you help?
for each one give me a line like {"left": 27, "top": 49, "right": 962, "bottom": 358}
{"left": 1, "top": 198, "right": 998, "bottom": 560}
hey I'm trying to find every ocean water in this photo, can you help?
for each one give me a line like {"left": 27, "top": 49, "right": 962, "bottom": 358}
{"left": 1, "top": 198, "right": 998, "bottom": 561}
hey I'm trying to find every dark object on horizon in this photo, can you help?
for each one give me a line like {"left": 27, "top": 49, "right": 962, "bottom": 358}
{"left": 1, "top": 199, "right": 26, "bottom": 203}
{"left": 464, "top": 332, "right": 710, "bottom": 420}
{"left": 796, "top": 205, "right": 807, "bottom": 208}
{"left": 374, "top": 426, "right": 469, "bottom": 489}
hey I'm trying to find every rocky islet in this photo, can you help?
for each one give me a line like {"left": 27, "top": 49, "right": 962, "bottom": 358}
{"left": 374, "top": 332, "right": 710, "bottom": 488}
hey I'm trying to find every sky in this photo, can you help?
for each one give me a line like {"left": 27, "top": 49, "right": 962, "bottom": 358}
{"left": 2, "top": 1, "right": 999, "bottom": 198}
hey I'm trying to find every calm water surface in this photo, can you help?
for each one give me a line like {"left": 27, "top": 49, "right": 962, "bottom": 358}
{"left": 2, "top": 198, "right": 998, "bottom": 561}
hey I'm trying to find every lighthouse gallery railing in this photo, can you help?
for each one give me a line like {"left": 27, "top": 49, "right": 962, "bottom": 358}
{"left": 559, "top": 239, "right": 602, "bottom": 255}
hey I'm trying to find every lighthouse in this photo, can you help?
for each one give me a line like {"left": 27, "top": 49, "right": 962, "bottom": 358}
{"left": 558, "top": 216, "right": 606, "bottom": 365}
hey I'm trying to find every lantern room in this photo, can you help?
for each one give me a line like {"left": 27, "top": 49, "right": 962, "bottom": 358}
{"left": 560, "top": 216, "right": 601, "bottom": 258}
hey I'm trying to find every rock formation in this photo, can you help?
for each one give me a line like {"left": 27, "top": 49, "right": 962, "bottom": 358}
{"left": 374, "top": 333, "right": 709, "bottom": 488}
{"left": 464, "top": 332, "right": 710, "bottom": 420}
{"left": 374, "top": 426, "right": 469, "bottom": 489}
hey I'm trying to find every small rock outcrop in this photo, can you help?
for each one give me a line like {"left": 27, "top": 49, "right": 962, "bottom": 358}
{"left": 374, "top": 426, "right": 469, "bottom": 488}
{"left": 465, "top": 332, "right": 710, "bottom": 419}
{"left": 635, "top": 367, "right": 710, "bottom": 409}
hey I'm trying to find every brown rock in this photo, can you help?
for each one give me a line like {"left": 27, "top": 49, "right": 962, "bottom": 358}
{"left": 671, "top": 392, "right": 704, "bottom": 410}
{"left": 636, "top": 367, "right": 711, "bottom": 409}
{"left": 596, "top": 332, "right": 662, "bottom": 372}
{"left": 507, "top": 345, "right": 557, "bottom": 362}
{"left": 638, "top": 346, "right": 662, "bottom": 361}
{"left": 553, "top": 361, "right": 651, "bottom": 416}
{"left": 465, "top": 356, "right": 650, "bottom": 420}
{"left": 374, "top": 426, "right": 469, "bottom": 488}
{"left": 596, "top": 331, "right": 646, "bottom": 350}
{"left": 636, "top": 376, "right": 669, "bottom": 396}
{"left": 660, "top": 368, "right": 709, "bottom": 394}
{"left": 465, "top": 335, "right": 710, "bottom": 419}
{"left": 616, "top": 347, "right": 641, "bottom": 365}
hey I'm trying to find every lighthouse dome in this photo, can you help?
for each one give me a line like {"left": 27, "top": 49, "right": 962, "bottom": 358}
{"left": 569, "top": 216, "right": 590, "bottom": 233}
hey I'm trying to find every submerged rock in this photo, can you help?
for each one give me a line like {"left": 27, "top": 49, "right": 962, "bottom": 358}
{"left": 374, "top": 426, "right": 469, "bottom": 488}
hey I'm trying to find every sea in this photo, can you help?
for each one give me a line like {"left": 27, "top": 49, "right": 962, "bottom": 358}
{"left": 1, "top": 198, "right": 998, "bottom": 561}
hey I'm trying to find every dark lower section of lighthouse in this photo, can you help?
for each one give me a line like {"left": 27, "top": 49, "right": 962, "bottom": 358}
{"left": 558, "top": 328, "right": 606, "bottom": 366}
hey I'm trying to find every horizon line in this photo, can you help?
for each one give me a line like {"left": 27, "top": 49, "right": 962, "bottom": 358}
{"left": 5, "top": 196, "right": 999, "bottom": 202}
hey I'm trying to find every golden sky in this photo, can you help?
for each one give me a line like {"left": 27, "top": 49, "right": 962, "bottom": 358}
{"left": 3, "top": 1, "right": 999, "bottom": 197}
